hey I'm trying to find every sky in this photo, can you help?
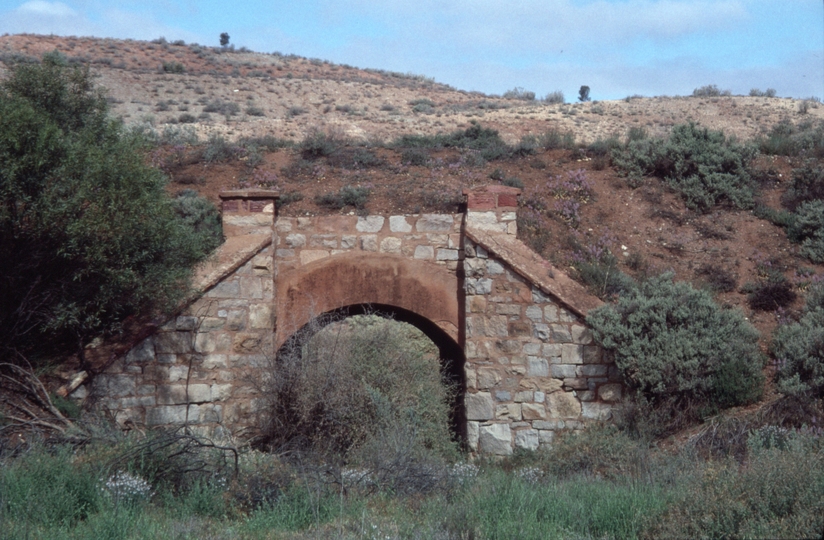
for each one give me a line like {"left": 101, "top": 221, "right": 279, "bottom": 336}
{"left": 1, "top": 0, "right": 823, "bottom": 101}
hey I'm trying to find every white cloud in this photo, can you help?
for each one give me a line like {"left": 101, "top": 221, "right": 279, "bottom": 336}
{"left": 16, "top": 1, "right": 77, "bottom": 17}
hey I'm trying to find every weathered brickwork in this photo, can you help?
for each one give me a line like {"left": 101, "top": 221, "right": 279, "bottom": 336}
{"left": 86, "top": 186, "right": 621, "bottom": 453}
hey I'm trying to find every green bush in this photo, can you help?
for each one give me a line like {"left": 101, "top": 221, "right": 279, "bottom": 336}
{"left": 314, "top": 185, "right": 370, "bottom": 210}
{"left": 783, "top": 160, "right": 824, "bottom": 210}
{"left": 172, "top": 190, "right": 223, "bottom": 254}
{"left": 0, "top": 53, "right": 217, "bottom": 361}
{"left": 788, "top": 200, "right": 824, "bottom": 262}
{"left": 771, "top": 282, "right": 824, "bottom": 397}
{"left": 612, "top": 122, "right": 757, "bottom": 212}
{"left": 692, "top": 84, "right": 730, "bottom": 97}
{"left": 298, "top": 129, "right": 339, "bottom": 159}
{"left": 759, "top": 119, "right": 824, "bottom": 157}
{"left": 587, "top": 274, "right": 764, "bottom": 431}
{"left": 393, "top": 121, "right": 511, "bottom": 162}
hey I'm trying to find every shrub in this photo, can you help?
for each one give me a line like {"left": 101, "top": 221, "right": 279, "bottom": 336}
{"left": 578, "top": 85, "right": 591, "bottom": 102}
{"left": 782, "top": 160, "right": 824, "bottom": 210}
{"left": 746, "top": 277, "right": 797, "bottom": 311}
{"left": 502, "top": 87, "right": 536, "bottom": 101}
{"left": 611, "top": 122, "right": 757, "bottom": 212}
{"left": 539, "top": 127, "right": 576, "bottom": 150}
{"left": 542, "top": 91, "right": 564, "bottom": 104}
{"left": 203, "top": 99, "right": 240, "bottom": 117}
{"left": 202, "top": 134, "right": 243, "bottom": 162}
{"left": 393, "top": 121, "right": 511, "bottom": 162}
{"left": 788, "top": 200, "right": 824, "bottom": 262}
{"left": 587, "top": 274, "right": 764, "bottom": 432}
{"left": 245, "top": 105, "right": 265, "bottom": 117}
{"left": 749, "top": 88, "right": 777, "bottom": 97}
{"left": 771, "top": 282, "right": 824, "bottom": 397}
{"left": 692, "top": 84, "right": 731, "bottom": 97}
{"left": 759, "top": 119, "right": 824, "bottom": 157}
{"left": 172, "top": 190, "right": 223, "bottom": 254}
{"left": 255, "top": 314, "right": 458, "bottom": 467}
{"left": 401, "top": 147, "right": 429, "bottom": 166}
{"left": 298, "top": 129, "right": 339, "bottom": 159}
{"left": 314, "top": 185, "right": 370, "bottom": 210}
{"left": 161, "top": 61, "right": 185, "bottom": 74}
{"left": 178, "top": 112, "right": 197, "bottom": 123}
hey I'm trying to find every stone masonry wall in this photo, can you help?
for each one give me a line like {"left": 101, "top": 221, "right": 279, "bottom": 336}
{"left": 87, "top": 187, "right": 621, "bottom": 453}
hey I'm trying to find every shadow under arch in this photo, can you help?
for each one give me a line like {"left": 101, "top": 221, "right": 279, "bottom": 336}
{"left": 275, "top": 303, "right": 468, "bottom": 448}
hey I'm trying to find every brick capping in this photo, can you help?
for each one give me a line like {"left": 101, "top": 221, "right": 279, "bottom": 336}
{"left": 463, "top": 185, "right": 521, "bottom": 211}
{"left": 465, "top": 226, "right": 603, "bottom": 318}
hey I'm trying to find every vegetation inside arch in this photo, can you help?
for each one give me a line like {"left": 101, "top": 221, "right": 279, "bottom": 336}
{"left": 255, "top": 313, "right": 460, "bottom": 491}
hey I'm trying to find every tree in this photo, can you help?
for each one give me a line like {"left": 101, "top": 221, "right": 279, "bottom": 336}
{"left": 578, "top": 85, "right": 591, "bottom": 102}
{"left": 219, "top": 32, "right": 230, "bottom": 47}
{"left": 0, "top": 52, "right": 221, "bottom": 366}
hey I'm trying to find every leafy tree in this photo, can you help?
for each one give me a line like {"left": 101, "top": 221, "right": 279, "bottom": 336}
{"left": 578, "top": 85, "right": 591, "bottom": 102}
{"left": 220, "top": 32, "right": 230, "bottom": 47}
{"left": 0, "top": 52, "right": 221, "bottom": 365}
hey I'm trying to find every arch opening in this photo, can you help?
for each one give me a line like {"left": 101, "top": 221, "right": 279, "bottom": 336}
{"left": 275, "top": 303, "right": 467, "bottom": 449}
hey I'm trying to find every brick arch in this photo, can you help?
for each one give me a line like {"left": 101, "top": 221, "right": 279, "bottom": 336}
{"left": 275, "top": 252, "right": 462, "bottom": 349}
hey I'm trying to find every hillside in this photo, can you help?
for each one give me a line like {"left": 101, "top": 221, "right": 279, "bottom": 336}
{"left": 2, "top": 33, "right": 824, "bottom": 354}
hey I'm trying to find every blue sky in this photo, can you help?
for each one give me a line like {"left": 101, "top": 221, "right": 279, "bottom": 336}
{"left": 1, "top": 0, "right": 822, "bottom": 100}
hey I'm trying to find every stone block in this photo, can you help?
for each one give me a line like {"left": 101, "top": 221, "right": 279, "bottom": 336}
{"left": 535, "top": 391, "right": 546, "bottom": 403}
{"left": 360, "top": 235, "right": 378, "bottom": 251}
{"left": 527, "top": 356, "right": 549, "bottom": 377}
{"left": 211, "top": 384, "right": 233, "bottom": 401}
{"left": 543, "top": 305, "right": 559, "bottom": 322}
{"left": 207, "top": 280, "right": 240, "bottom": 298}
{"left": 514, "top": 391, "right": 533, "bottom": 402}
{"left": 563, "top": 378, "right": 588, "bottom": 390}
{"left": 496, "top": 403, "right": 521, "bottom": 420}
{"left": 522, "top": 342, "right": 541, "bottom": 355}
{"left": 389, "top": 215, "right": 412, "bottom": 232}
{"left": 533, "top": 419, "right": 565, "bottom": 430}
{"left": 496, "top": 340, "right": 521, "bottom": 354}
{"left": 176, "top": 316, "right": 198, "bottom": 331}
{"left": 494, "top": 390, "right": 511, "bottom": 402}
{"left": 167, "top": 365, "right": 189, "bottom": 383}
{"left": 577, "top": 364, "right": 608, "bottom": 377}
{"left": 475, "top": 245, "right": 488, "bottom": 258}
{"left": 356, "top": 216, "right": 385, "bottom": 232}
{"left": 199, "top": 317, "right": 226, "bottom": 331}
{"left": 561, "top": 344, "right": 584, "bottom": 364}
{"left": 550, "top": 324, "right": 573, "bottom": 343}
{"left": 201, "top": 353, "right": 227, "bottom": 369}
{"left": 146, "top": 405, "right": 188, "bottom": 426}
{"left": 543, "top": 343, "right": 563, "bottom": 358}
{"left": 249, "top": 304, "right": 273, "bottom": 329}
{"left": 577, "top": 391, "right": 596, "bottom": 402}
{"left": 436, "top": 248, "right": 459, "bottom": 261}
{"left": 484, "top": 316, "right": 509, "bottom": 338}
{"left": 233, "top": 334, "right": 262, "bottom": 353}
{"left": 521, "top": 403, "right": 546, "bottom": 420}
{"left": 508, "top": 321, "right": 531, "bottom": 337}
{"left": 525, "top": 305, "right": 543, "bottom": 322}
{"left": 582, "top": 402, "right": 613, "bottom": 421}
{"left": 538, "top": 430, "right": 555, "bottom": 445}
{"left": 225, "top": 310, "right": 246, "bottom": 331}
{"left": 380, "top": 237, "right": 403, "bottom": 253}
{"left": 571, "top": 326, "right": 593, "bottom": 344}
{"left": 310, "top": 234, "right": 338, "bottom": 248}
{"left": 598, "top": 383, "right": 623, "bottom": 403}
{"left": 495, "top": 304, "right": 521, "bottom": 316}
{"left": 125, "top": 338, "right": 155, "bottom": 363}
{"left": 465, "top": 392, "right": 494, "bottom": 420}
{"left": 465, "top": 366, "right": 477, "bottom": 389}
{"left": 416, "top": 214, "right": 453, "bottom": 232}
{"left": 479, "top": 423, "right": 512, "bottom": 455}
{"left": 515, "top": 429, "right": 539, "bottom": 451}
{"left": 194, "top": 333, "right": 217, "bottom": 353}
{"left": 468, "top": 295, "right": 487, "bottom": 313}
{"left": 550, "top": 364, "right": 576, "bottom": 378}
{"left": 583, "top": 346, "right": 602, "bottom": 363}
{"left": 466, "top": 278, "right": 493, "bottom": 295}
{"left": 155, "top": 332, "right": 192, "bottom": 354}
{"left": 467, "top": 421, "right": 480, "bottom": 451}
{"left": 464, "top": 258, "right": 485, "bottom": 277}
{"left": 285, "top": 233, "right": 306, "bottom": 247}
{"left": 95, "top": 374, "right": 136, "bottom": 397}
{"left": 548, "top": 391, "right": 582, "bottom": 419}
{"left": 341, "top": 235, "right": 357, "bottom": 249}
{"left": 533, "top": 324, "right": 550, "bottom": 341}
{"left": 477, "top": 368, "right": 501, "bottom": 389}
{"left": 486, "top": 260, "right": 505, "bottom": 274}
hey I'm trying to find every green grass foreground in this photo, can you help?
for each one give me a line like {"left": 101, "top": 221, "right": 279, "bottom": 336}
{"left": 2, "top": 424, "right": 822, "bottom": 539}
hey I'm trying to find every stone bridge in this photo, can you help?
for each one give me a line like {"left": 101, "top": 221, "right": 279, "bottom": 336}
{"left": 88, "top": 186, "right": 622, "bottom": 455}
